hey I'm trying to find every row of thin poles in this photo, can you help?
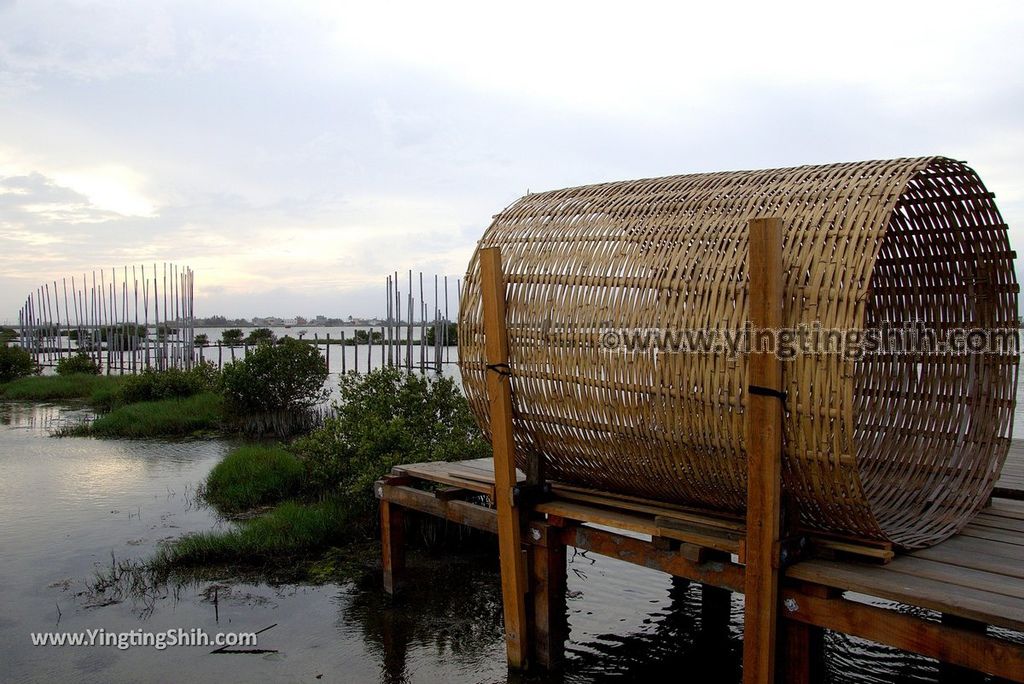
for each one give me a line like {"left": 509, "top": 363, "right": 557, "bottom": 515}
{"left": 16, "top": 263, "right": 195, "bottom": 373}
{"left": 383, "top": 270, "right": 459, "bottom": 374}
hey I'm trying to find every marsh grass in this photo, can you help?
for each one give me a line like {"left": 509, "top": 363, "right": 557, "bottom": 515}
{"left": 151, "top": 497, "right": 356, "bottom": 570}
{"left": 64, "top": 392, "right": 224, "bottom": 438}
{"left": 0, "top": 374, "right": 127, "bottom": 408}
{"left": 202, "top": 445, "right": 305, "bottom": 514}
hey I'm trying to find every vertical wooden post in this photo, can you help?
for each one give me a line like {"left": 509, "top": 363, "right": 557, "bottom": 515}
{"left": 701, "top": 583, "right": 732, "bottom": 644}
{"left": 938, "top": 614, "right": 986, "bottom": 684}
{"left": 528, "top": 523, "right": 567, "bottom": 668}
{"left": 779, "top": 584, "right": 830, "bottom": 684}
{"left": 742, "top": 217, "right": 784, "bottom": 684}
{"left": 479, "top": 247, "right": 530, "bottom": 669}
{"left": 380, "top": 499, "right": 405, "bottom": 595}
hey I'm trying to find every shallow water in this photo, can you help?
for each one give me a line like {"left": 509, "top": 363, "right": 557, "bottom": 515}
{"left": 0, "top": 402, "right": 1005, "bottom": 683}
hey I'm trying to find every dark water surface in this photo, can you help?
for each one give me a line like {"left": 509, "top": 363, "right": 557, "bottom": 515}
{"left": 0, "top": 403, "right": 980, "bottom": 683}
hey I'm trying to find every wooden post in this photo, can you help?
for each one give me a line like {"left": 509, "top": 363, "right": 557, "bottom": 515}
{"left": 527, "top": 523, "right": 566, "bottom": 669}
{"left": 701, "top": 583, "right": 732, "bottom": 644}
{"left": 742, "top": 217, "right": 784, "bottom": 684}
{"left": 479, "top": 247, "right": 530, "bottom": 669}
{"left": 779, "top": 584, "right": 830, "bottom": 684}
{"left": 938, "top": 614, "right": 986, "bottom": 684}
{"left": 381, "top": 499, "right": 405, "bottom": 595}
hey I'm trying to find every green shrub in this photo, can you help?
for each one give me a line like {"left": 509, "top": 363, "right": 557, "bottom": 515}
{"left": 0, "top": 344, "right": 37, "bottom": 382}
{"left": 194, "top": 333, "right": 209, "bottom": 347}
{"left": 69, "top": 392, "right": 223, "bottom": 438}
{"left": 292, "top": 367, "right": 490, "bottom": 520}
{"left": 203, "top": 445, "right": 305, "bottom": 514}
{"left": 55, "top": 352, "right": 101, "bottom": 376}
{"left": 119, "top": 363, "right": 221, "bottom": 404}
{"left": 221, "top": 337, "right": 328, "bottom": 427}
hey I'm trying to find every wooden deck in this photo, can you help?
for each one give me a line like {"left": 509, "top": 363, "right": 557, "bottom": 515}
{"left": 381, "top": 456, "right": 1024, "bottom": 681}
{"left": 997, "top": 440, "right": 1024, "bottom": 499}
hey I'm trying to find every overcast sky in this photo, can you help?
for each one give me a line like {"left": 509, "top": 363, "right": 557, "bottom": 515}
{"left": 1, "top": 0, "right": 1022, "bottom": 321}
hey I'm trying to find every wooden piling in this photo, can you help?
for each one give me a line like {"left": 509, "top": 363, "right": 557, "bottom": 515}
{"left": 381, "top": 497, "right": 405, "bottom": 595}
{"left": 741, "top": 217, "right": 785, "bottom": 684}
{"left": 527, "top": 522, "right": 566, "bottom": 668}
{"left": 479, "top": 247, "right": 530, "bottom": 669}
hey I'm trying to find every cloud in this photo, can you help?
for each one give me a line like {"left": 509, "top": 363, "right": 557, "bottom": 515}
{"left": 0, "top": 1, "right": 1023, "bottom": 321}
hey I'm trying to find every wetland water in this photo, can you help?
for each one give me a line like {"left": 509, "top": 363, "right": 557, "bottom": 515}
{"left": 0, "top": 402, "right": 1005, "bottom": 683}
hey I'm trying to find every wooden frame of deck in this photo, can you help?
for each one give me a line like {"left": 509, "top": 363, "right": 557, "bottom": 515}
{"left": 376, "top": 472, "right": 1024, "bottom": 682}
{"left": 377, "top": 236, "right": 1024, "bottom": 682}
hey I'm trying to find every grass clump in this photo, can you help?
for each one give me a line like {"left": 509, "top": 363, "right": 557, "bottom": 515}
{"left": 152, "top": 497, "right": 354, "bottom": 569}
{"left": 203, "top": 445, "right": 305, "bottom": 514}
{"left": 1, "top": 374, "right": 126, "bottom": 406}
{"left": 152, "top": 367, "right": 490, "bottom": 571}
{"left": 68, "top": 392, "right": 224, "bottom": 438}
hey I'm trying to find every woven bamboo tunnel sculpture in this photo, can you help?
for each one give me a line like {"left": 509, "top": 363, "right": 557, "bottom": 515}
{"left": 459, "top": 157, "right": 1019, "bottom": 549}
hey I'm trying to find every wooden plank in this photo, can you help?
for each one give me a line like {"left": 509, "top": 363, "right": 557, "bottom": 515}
{"left": 480, "top": 247, "right": 529, "bottom": 669}
{"left": 393, "top": 462, "right": 495, "bottom": 496}
{"left": 989, "top": 498, "right": 1024, "bottom": 519}
{"left": 960, "top": 524, "right": 1024, "bottom": 546}
{"left": 972, "top": 513, "right": 1024, "bottom": 533}
{"left": 883, "top": 555, "right": 1024, "bottom": 600}
{"left": 925, "top": 534, "right": 1024, "bottom": 562}
{"left": 655, "top": 515, "right": 743, "bottom": 554}
{"left": 534, "top": 500, "right": 659, "bottom": 537}
{"left": 811, "top": 537, "right": 895, "bottom": 562}
{"left": 380, "top": 499, "right": 404, "bottom": 595}
{"left": 377, "top": 483, "right": 498, "bottom": 534}
{"left": 781, "top": 588, "right": 1024, "bottom": 683}
{"left": 562, "top": 525, "right": 746, "bottom": 593}
{"left": 910, "top": 539, "right": 1024, "bottom": 580}
{"left": 743, "top": 216, "right": 784, "bottom": 684}
{"left": 550, "top": 482, "right": 746, "bottom": 531}
{"left": 786, "top": 559, "right": 1024, "bottom": 632}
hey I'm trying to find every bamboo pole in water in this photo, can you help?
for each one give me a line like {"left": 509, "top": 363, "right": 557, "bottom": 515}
{"left": 340, "top": 330, "right": 346, "bottom": 372}
{"left": 163, "top": 263, "right": 169, "bottom": 371}
{"left": 132, "top": 266, "right": 139, "bottom": 372}
{"left": 395, "top": 293, "right": 402, "bottom": 373}
{"left": 64, "top": 278, "right": 72, "bottom": 360}
{"left": 142, "top": 265, "right": 151, "bottom": 369}
{"left": 407, "top": 271, "right": 413, "bottom": 372}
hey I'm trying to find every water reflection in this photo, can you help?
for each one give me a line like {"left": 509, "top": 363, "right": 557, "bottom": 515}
{"left": 1, "top": 401, "right": 1017, "bottom": 683}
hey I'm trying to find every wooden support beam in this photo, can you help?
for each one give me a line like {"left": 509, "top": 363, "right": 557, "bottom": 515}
{"left": 743, "top": 217, "right": 785, "bottom": 684}
{"left": 376, "top": 482, "right": 498, "bottom": 534}
{"left": 479, "top": 247, "right": 530, "bottom": 669}
{"left": 528, "top": 524, "right": 567, "bottom": 668}
{"left": 562, "top": 525, "right": 746, "bottom": 593}
{"left": 782, "top": 589, "right": 1024, "bottom": 683}
{"left": 380, "top": 499, "right": 405, "bottom": 595}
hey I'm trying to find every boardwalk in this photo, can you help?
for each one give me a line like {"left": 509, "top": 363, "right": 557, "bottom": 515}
{"left": 379, "top": 455, "right": 1024, "bottom": 680}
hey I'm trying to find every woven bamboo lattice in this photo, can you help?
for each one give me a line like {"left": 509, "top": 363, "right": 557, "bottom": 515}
{"left": 458, "top": 157, "right": 1019, "bottom": 549}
